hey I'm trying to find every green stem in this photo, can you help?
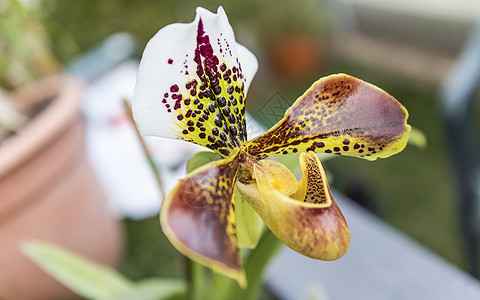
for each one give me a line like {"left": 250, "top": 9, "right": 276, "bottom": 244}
{"left": 243, "top": 229, "right": 283, "bottom": 300}
{"left": 123, "top": 99, "right": 165, "bottom": 198}
{"left": 187, "top": 259, "right": 206, "bottom": 300}
{"left": 224, "top": 229, "right": 283, "bottom": 300}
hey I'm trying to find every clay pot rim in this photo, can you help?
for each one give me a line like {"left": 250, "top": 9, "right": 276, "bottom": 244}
{"left": 0, "top": 75, "right": 84, "bottom": 179}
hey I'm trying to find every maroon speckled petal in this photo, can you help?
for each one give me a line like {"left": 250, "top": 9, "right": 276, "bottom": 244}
{"left": 243, "top": 74, "right": 410, "bottom": 161}
{"left": 160, "top": 154, "right": 245, "bottom": 285}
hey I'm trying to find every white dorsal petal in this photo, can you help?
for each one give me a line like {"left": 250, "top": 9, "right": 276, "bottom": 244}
{"left": 133, "top": 6, "right": 258, "bottom": 157}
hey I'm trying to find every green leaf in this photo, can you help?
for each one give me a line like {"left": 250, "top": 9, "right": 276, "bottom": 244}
{"left": 105, "top": 278, "right": 186, "bottom": 300}
{"left": 21, "top": 240, "right": 132, "bottom": 300}
{"left": 186, "top": 151, "right": 222, "bottom": 173}
{"left": 408, "top": 126, "right": 427, "bottom": 149}
{"left": 234, "top": 186, "right": 264, "bottom": 248}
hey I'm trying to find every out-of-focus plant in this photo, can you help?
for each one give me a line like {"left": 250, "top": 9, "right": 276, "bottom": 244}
{"left": 22, "top": 241, "right": 186, "bottom": 300}
{"left": 0, "top": 0, "right": 59, "bottom": 140}
{"left": 0, "top": 0, "right": 58, "bottom": 89}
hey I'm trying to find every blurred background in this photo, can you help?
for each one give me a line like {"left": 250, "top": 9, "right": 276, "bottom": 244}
{"left": 1, "top": 0, "right": 480, "bottom": 299}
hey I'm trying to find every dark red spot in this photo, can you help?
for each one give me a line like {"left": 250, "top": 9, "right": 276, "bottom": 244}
{"left": 172, "top": 93, "right": 182, "bottom": 100}
{"left": 174, "top": 101, "right": 181, "bottom": 110}
{"left": 168, "top": 58, "right": 173, "bottom": 64}
{"left": 194, "top": 18, "right": 220, "bottom": 87}
{"left": 177, "top": 115, "right": 184, "bottom": 121}
{"left": 343, "top": 146, "right": 349, "bottom": 151}
{"left": 182, "top": 129, "right": 188, "bottom": 134}
{"left": 170, "top": 85, "right": 179, "bottom": 93}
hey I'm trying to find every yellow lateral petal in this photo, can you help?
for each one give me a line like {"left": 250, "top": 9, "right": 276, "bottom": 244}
{"left": 160, "top": 155, "right": 245, "bottom": 286}
{"left": 243, "top": 73, "right": 411, "bottom": 161}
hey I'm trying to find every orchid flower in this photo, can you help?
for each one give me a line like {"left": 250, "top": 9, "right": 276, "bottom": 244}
{"left": 132, "top": 7, "right": 410, "bottom": 286}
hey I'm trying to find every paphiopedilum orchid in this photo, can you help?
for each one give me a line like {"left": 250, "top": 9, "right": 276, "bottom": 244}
{"left": 132, "top": 7, "right": 410, "bottom": 285}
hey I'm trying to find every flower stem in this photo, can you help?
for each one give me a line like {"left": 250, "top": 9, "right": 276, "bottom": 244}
{"left": 123, "top": 99, "right": 164, "bottom": 198}
{"left": 245, "top": 229, "right": 283, "bottom": 300}
{"left": 186, "top": 257, "right": 206, "bottom": 300}
{"left": 224, "top": 228, "right": 283, "bottom": 300}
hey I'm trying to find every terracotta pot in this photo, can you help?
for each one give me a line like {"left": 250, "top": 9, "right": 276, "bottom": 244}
{"left": 0, "top": 76, "right": 123, "bottom": 300}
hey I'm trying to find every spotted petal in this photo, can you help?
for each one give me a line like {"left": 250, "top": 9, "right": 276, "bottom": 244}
{"left": 160, "top": 154, "right": 245, "bottom": 285}
{"left": 133, "top": 7, "right": 258, "bottom": 157}
{"left": 243, "top": 74, "right": 410, "bottom": 160}
{"left": 237, "top": 152, "right": 350, "bottom": 260}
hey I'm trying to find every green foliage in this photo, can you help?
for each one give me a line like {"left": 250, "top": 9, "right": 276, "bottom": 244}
{"left": 186, "top": 151, "right": 222, "bottom": 173}
{"left": 120, "top": 216, "right": 183, "bottom": 281}
{"left": 408, "top": 126, "right": 427, "bottom": 149}
{"left": 0, "top": 0, "right": 59, "bottom": 89}
{"left": 104, "top": 278, "right": 185, "bottom": 300}
{"left": 22, "top": 241, "right": 186, "bottom": 300}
